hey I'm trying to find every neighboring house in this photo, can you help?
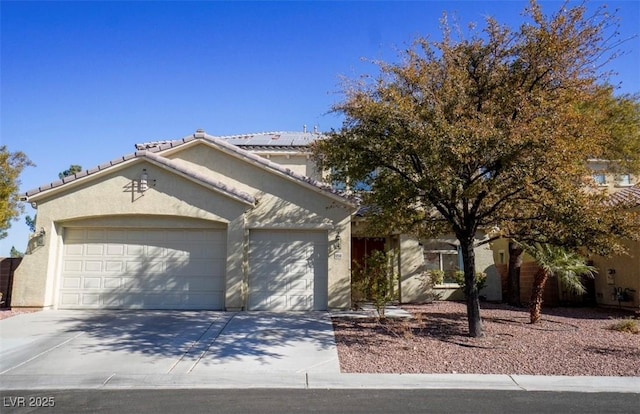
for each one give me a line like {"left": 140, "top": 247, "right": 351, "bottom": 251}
{"left": 588, "top": 159, "right": 637, "bottom": 194}
{"left": 492, "top": 173, "right": 639, "bottom": 311}
{"left": 13, "top": 129, "right": 505, "bottom": 311}
{"left": 13, "top": 130, "right": 355, "bottom": 311}
{"left": 590, "top": 184, "right": 640, "bottom": 311}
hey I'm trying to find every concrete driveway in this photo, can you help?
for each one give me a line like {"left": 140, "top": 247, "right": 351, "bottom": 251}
{"left": 0, "top": 310, "right": 340, "bottom": 389}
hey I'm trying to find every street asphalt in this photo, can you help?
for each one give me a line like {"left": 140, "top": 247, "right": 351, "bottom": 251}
{"left": 0, "top": 310, "right": 638, "bottom": 393}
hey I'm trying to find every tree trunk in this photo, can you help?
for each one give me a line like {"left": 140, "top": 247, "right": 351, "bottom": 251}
{"left": 460, "top": 238, "right": 484, "bottom": 337}
{"left": 507, "top": 241, "right": 524, "bottom": 307}
{"left": 529, "top": 269, "right": 549, "bottom": 324}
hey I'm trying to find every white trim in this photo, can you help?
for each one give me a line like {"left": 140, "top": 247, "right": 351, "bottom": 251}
{"left": 246, "top": 222, "right": 334, "bottom": 230}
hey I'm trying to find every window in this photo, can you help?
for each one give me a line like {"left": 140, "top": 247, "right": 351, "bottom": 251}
{"left": 593, "top": 173, "right": 607, "bottom": 186}
{"left": 616, "top": 174, "right": 632, "bottom": 187}
{"left": 423, "top": 241, "right": 462, "bottom": 284}
{"left": 329, "top": 169, "right": 377, "bottom": 192}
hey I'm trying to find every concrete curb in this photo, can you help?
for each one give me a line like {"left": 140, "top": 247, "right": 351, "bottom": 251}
{"left": 1, "top": 373, "right": 638, "bottom": 393}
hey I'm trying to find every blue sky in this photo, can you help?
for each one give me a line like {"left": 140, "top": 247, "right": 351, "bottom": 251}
{"left": 1, "top": 1, "right": 639, "bottom": 255}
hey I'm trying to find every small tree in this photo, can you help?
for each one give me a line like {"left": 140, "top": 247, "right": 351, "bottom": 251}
{"left": 58, "top": 164, "right": 83, "bottom": 179}
{"left": 10, "top": 246, "right": 23, "bottom": 258}
{"left": 352, "top": 250, "right": 397, "bottom": 318}
{"left": 0, "top": 146, "right": 34, "bottom": 240}
{"left": 520, "top": 243, "right": 596, "bottom": 324}
{"left": 25, "top": 165, "right": 82, "bottom": 234}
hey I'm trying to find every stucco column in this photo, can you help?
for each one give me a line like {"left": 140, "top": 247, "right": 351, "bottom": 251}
{"left": 327, "top": 217, "right": 352, "bottom": 310}
{"left": 224, "top": 215, "right": 246, "bottom": 310}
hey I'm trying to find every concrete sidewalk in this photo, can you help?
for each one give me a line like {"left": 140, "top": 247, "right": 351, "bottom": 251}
{"left": 1, "top": 372, "right": 638, "bottom": 393}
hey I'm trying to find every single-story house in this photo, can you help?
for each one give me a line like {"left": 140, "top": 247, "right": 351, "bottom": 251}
{"left": 13, "top": 129, "right": 505, "bottom": 311}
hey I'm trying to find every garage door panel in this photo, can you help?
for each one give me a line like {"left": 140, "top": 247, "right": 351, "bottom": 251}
{"left": 60, "top": 293, "right": 80, "bottom": 306}
{"left": 84, "top": 261, "right": 103, "bottom": 272}
{"left": 86, "top": 245, "right": 105, "bottom": 256}
{"left": 289, "top": 295, "right": 312, "bottom": 310}
{"left": 103, "top": 277, "right": 121, "bottom": 289}
{"left": 63, "top": 260, "right": 83, "bottom": 272}
{"left": 59, "top": 227, "right": 226, "bottom": 310}
{"left": 62, "top": 277, "right": 81, "bottom": 289}
{"left": 82, "top": 294, "right": 100, "bottom": 306}
{"left": 248, "top": 230, "right": 328, "bottom": 311}
{"left": 288, "top": 278, "right": 311, "bottom": 292}
{"left": 125, "top": 244, "right": 144, "bottom": 256}
{"left": 64, "top": 244, "right": 84, "bottom": 256}
{"left": 83, "top": 277, "right": 101, "bottom": 289}
{"left": 105, "top": 261, "right": 124, "bottom": 272}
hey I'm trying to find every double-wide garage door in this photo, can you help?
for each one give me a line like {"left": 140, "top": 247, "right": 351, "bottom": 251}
{"left": 248, "top": 230, "right": 328, "bottom": 311}
{"left": 59, "top": 228, "right": 226, "bottom": 310}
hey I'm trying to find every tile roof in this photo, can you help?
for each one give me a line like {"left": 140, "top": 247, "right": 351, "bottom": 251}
{"left": 24, "top": 150, "right": 256, "bottom": 206}
{"left": 23, "top": 129, "right": 354, "bottom": 207}
{"left": 136, "top": 131, "right": 325, "bottom": 151}
{"left": 606, "top": 185, "right": 640, "bottom": 208}
{"left": 24, "top": 152, "right": 147, "bottom": 197}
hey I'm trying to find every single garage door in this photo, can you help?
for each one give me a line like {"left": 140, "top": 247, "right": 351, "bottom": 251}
{"left": 59, "top": 228, "right": 226, "bottom": 309}
{"left": 248, "top": 230, "right": 328, "bottom": 311}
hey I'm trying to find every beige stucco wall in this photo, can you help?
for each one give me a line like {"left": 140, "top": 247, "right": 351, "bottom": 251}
{"left": 474, "top": 237, "right": 502, "bottom": 301}
{"left": 399, "top": 233, "right": 502, "bottom": 303}
{"left": 257, "top": 153, "right": 321, "bottom": 181}
{"left": 13, "top": 144, "right": 354, "bottom": 310}
{"left": 398, "top": 235, "right": 430, "bottom": 303}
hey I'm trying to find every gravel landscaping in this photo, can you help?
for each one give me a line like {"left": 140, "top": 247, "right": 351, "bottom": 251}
{"left": 332, "top": 301, "right": 640, "bottom": 376}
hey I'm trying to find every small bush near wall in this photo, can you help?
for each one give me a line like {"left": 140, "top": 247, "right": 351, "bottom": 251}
{"left": 352, "top": 250, "right": 397, "bottom": 318}
{"left": 454, "top": 270, "right": 488, "bottom": 296}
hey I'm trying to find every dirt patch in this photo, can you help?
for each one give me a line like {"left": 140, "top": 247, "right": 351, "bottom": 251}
{"left": 333, "top": 301, "right": 640, "bottom": 376}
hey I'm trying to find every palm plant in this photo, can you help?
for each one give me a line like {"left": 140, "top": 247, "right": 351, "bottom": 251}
{"left": 519, "top": 243, "right": 597, "bottom": 324}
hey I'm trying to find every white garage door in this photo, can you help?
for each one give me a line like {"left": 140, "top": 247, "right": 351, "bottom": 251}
{"left": 248, "top": 230, "right": 328, "bottom": 311}
{"left": 59, "top": 228, "right": 226, "bottom": 310}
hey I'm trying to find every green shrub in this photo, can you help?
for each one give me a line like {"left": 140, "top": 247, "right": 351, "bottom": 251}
{"left": 351, "top": 250, "right": 397, "bottom": 318}
{"left": 429, "top": 269, "right": 445, "bottom": 285}
{"left": 454, "top": 270, "right": 487, "bottom": 294}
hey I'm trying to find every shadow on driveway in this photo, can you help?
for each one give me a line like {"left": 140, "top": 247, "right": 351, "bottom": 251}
{"left": 50, "top": 311, "right": 339, "bottom": 371}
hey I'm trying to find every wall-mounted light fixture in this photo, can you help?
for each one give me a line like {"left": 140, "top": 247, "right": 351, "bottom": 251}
{"left": 335, "top": 234, "right": 341, "bottom": 250}
{"left": 36, "top": 227, "right": 46, "bottom": 247}
{"left": 138, "top": 168, "right": 156, "bottom": 194}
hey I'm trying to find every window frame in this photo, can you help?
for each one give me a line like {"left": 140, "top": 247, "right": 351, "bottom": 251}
{"left": 423, "top": 244, "right": 463, "bottom": 286}
{"left": 615, "top": 174, "right": 632, "bottom": 187}
{"left": 593, "top": 172, "right": 607, "bottom": 186}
